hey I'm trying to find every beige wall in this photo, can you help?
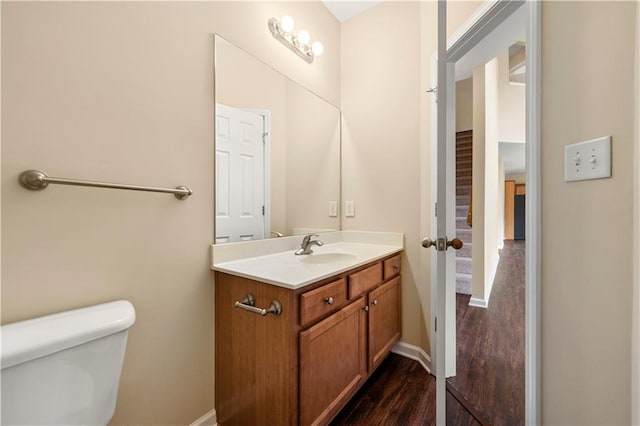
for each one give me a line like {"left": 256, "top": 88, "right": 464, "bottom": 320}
{"left": 456, "top": 77, "right": 473, "bottom": 132}
{"left": 471, "top": 59, "right": 500, "bottom": 303}
{"left": 484, "top": 57, "right": 500, "bottom": 300}
{"left": 341, "top": 1, "right": 423, "bottom": 347}
{"left": 633, "top": 1, "right": 640, "bottom": 423}
{"left": 285, "top": 80, "right": 340, "bottom": 235}
{"left": 542, "top": 2, "right": 635, "bottom": 423}
{"left": 497, "top": 50, "right": 525, "bottom": 143}
{"left": 471, "top": 65, "right": 487, "bottom": 301}
{"left": 1, "top": 2, "right": 340, "bottom": 424}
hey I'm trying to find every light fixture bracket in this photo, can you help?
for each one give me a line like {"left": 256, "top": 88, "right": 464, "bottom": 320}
{"left": 268, "top": 18, "right": 314, "bottom": 64}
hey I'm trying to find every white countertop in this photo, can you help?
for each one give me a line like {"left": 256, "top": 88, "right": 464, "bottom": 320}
{"left": 212, "top": 233, "right": 403, "bottom": 290}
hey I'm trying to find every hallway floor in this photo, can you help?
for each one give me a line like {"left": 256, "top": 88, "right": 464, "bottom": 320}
{"left": 331, "top": 240, "right": 525, "bottom": 425}
{"left": 448, "top": 240, "right": 525, "bottom": 425}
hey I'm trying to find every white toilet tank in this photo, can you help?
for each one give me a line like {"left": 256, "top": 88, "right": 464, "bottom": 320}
{"left": 1, "top": 300, "right": 136, "bottom": 425}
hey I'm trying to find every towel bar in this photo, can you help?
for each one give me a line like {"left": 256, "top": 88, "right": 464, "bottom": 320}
{"left": 19, "top": 169, "right": 192, "bottom": 200}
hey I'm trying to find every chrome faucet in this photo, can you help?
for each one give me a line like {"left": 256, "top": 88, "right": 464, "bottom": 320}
{"left": 295, "top": 234, "right": 323, "bottom": 255}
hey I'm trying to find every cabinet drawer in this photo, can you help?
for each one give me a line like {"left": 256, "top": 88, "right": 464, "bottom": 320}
{"left": 348, "top": 263, "right": 382, "bottom": 299}
{"left": 300, "top": 278, "right": 347, "bottom": 326}
{"left": 383, "top": 255, "right": 401, "bottom": 280}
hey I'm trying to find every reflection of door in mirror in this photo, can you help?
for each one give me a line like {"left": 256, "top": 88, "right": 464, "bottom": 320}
{"left": 215, "top": 104, "right": 268, "bottom": 243}
{"left": 214, "top": 35, "right": 341, "bottom": 244}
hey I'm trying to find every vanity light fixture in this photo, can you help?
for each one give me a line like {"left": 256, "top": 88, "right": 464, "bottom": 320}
{"left": 268, "top": 16, "right": 324, "bottom": 64}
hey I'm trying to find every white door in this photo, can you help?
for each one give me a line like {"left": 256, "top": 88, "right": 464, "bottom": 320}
{"left": 425, "top": 1, "right": 461, "bottom": 424}
{"left": 215, "top": 104, "right": 265, "bottom": 243}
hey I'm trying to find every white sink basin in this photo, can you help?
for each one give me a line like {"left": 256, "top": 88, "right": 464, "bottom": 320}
{"left": 213, "top": 240, "right": 403, "bottom": 289}
{"left": 298, "top": 252, "right": 358, "bottom": 265}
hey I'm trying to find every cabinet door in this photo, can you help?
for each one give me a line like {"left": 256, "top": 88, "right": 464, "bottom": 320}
{"left": 299, "top": 297, "right": 367, "bottom": 425}
{"left": 215, "top": 273, "right": 296, "bottom": 426}
{"left": 368, "top": 276, "right": 401, "bottom": 370}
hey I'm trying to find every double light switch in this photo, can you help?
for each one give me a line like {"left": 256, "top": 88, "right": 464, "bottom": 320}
{"left": 564, "top": 136, "right": 611, "bottom": 182}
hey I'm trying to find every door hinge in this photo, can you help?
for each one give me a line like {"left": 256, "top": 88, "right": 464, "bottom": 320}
{"left": 435, "top": 317, "right": 437, "bottom": 332}
{"left": 427, "top": 86, "right": 438, "bottom": 103}
{"left": 435, "top": 202, "right": 438, "bottom": 217}
{"left": 262, "top": 132, "right": 269, "bottom": 143}
{"left": 262, "top": 205, "right": 265, "bottom": 215}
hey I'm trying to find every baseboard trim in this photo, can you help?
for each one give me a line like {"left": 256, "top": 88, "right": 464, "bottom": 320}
{"left": 469, "top": 297, "right": 488, "bottom": 308}
{"left": 391, "top": 341, "right": 431, "bottom": 374}
{"left": 191, "top": 409, "right": 216, "bottom": 426}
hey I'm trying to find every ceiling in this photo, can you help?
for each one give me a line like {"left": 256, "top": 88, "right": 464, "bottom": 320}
{"left": 322, "top": 1, "right": 383, "bottom": 23}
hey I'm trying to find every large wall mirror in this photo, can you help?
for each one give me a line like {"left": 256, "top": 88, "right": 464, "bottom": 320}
{"left": 214, "top": 35, "right": 341, "bottom": 244}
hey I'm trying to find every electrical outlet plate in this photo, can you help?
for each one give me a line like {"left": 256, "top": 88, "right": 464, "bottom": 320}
{"left": 564, "top": 136, "right": 611, "bottom": 182}
{"left": 345, "top": 200, "right": 355, "bottom": 217}
{"left": 328, "top": 201, "right": 338, "bottom": 217}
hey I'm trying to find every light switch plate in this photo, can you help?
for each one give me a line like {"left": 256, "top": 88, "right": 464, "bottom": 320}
{"left": 564, "top": 136, "right": 611, "bottom": 182}
{"left": 328, "top": 201, "right": 338, "bottom": 217}
{"left": 345, "top": 200, "right": 355, "bottom": 217}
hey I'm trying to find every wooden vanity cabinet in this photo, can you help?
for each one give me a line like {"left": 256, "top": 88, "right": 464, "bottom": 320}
{"left": 299, "top": 297, "right": 367, "bottom": 425}
{"left": 215, "top": 252, "right": 402, "bottom": 426}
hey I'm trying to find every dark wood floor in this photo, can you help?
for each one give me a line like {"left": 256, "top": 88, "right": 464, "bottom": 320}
{"left": 331, "top": 354, "right": 480, "bottom": 425}
{"left": 331, "top": 241, "right": 525, "bottom": 425}
{"left": 447, "top": 240, "right": 525, "bottom": 425}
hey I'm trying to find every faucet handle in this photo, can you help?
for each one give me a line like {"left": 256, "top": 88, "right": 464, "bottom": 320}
{"left": 302, "top": 234, "right": 319, "bottom": 245}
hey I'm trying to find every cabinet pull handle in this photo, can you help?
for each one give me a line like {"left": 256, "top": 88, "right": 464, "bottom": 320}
{"left": 372, "top": 299, "right": 378, "bottom": 306}
{"left": 324, "top": 297, "right": 334, "bottom": 305}
{"left": 234, "top": 293, "right": 282, "bottom": 317}
{"left": 363, "top": 305, "right": 369, "bottom": 312}
{"left": 393, "top": 265, "right": 400, "bottom": 271}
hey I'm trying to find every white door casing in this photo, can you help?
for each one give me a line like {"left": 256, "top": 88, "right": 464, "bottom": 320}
{"left": 215, "top": 104, "right": 266, "bottom": 243}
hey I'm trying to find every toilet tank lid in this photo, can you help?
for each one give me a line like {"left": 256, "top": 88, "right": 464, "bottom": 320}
{"left": 1, "top": 300, "right": 135, "bottom": 370}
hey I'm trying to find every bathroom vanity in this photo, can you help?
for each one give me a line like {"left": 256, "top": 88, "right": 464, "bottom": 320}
{"left": 212, "top": 235, "right": 403, "bottom": 425}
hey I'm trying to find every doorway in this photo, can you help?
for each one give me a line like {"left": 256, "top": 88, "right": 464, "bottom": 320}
{"left": 427, "top": 1, "right": 541, "bottom": 424}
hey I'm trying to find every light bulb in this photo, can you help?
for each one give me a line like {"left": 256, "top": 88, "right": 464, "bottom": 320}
{"left": 280, "top": 16, "right": 295, "bottom": 33}
{"left": 297, "top": 30, "right": 311, "bottom": 45}
{"left": 312, "top": 41, "right": 324, "bottom": 56}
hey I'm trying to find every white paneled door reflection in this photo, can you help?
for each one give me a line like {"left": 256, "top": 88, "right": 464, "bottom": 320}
{"left": 215, "top": 104, "right": 265, "bottom": 243}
